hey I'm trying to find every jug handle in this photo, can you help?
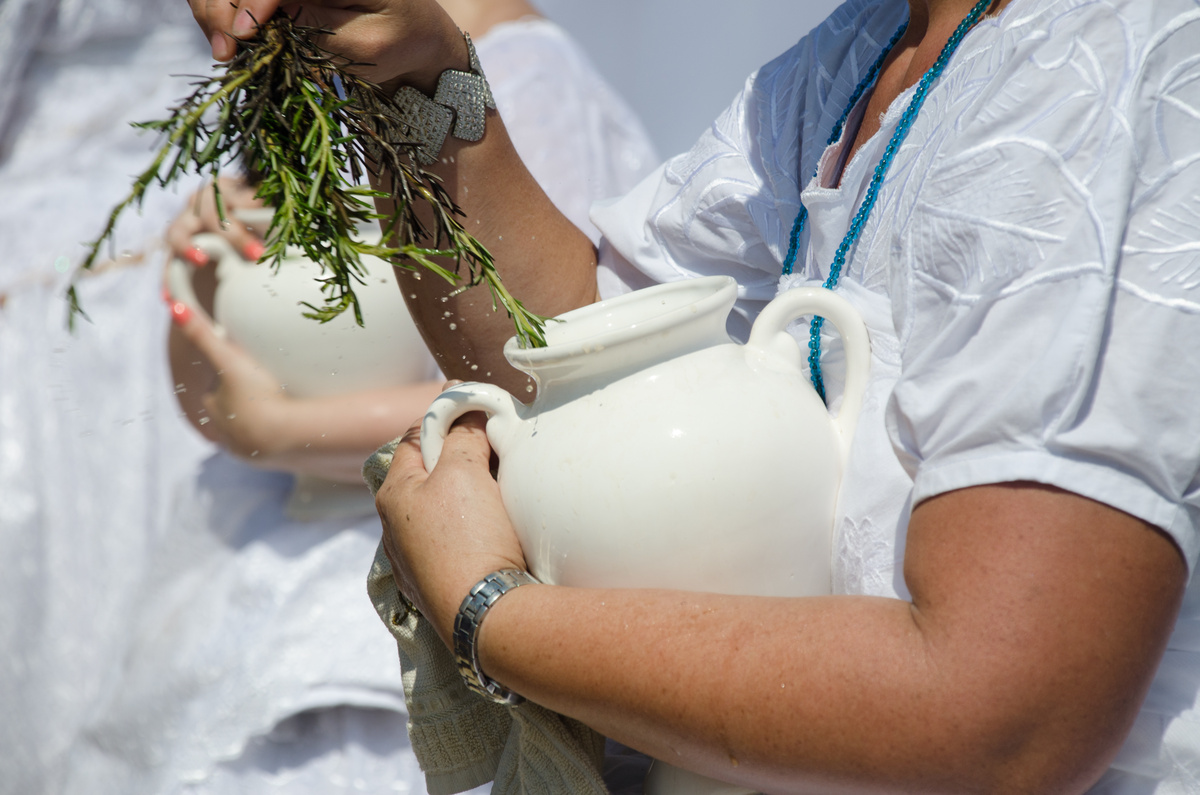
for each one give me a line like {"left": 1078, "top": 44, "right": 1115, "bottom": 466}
{"left": 164, "top": 232, "right": 237, "bottom": 325}
{"left": 746, "top": 287, "right": 871, "bottom": 462}
{"left": 420, "top": 382, "right": 525, "bottom": 473}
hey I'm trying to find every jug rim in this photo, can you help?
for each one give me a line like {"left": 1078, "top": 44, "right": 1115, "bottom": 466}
{"left": 503, "top": 275, "right": 737, "bottom": 367}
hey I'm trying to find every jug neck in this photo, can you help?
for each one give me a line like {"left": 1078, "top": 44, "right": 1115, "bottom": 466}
{"left": 505, "top": 276, "right": 739, "bottom": 405}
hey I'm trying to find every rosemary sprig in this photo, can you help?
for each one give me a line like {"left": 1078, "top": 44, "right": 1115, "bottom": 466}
{"left": 71, "top": 13, "right": 548, "bottom": 348}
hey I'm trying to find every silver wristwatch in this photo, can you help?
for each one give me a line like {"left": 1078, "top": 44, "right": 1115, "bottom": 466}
{"left": 387, "top": 32, "right": 496, "bottom": 165}
{"left": 453, "top": 568, "right": 539, "bottom": 705}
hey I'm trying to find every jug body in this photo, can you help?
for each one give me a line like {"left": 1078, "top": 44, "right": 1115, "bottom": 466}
{"left": 422, "top": 276, "right": 870, "bottom": 596}
{"left": 493, "top": 339, "right": 840, "bottom": 596}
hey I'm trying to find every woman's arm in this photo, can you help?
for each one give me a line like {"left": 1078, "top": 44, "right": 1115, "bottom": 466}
{"left": 188, "top": 0, "right": 600, "bottom": 392}
{"left": 168, "top": 299, "right": 442, "bottom": 482}
{"left": 377, "top": 417, "right": 1187, "bottom": 794}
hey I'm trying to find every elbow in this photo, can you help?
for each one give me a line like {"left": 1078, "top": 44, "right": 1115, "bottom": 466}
{"left": 944, "top": 702, "right": 1134, "bottom": 794}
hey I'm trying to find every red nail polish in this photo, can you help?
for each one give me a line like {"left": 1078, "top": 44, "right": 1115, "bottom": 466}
{"left": 184, "top": 246, "right": 210, "bottom": 267}
{"left": 162, "top": 286, "right": 173, "bottom": 304}
{"left": 170, "top": 301, "right": 193, "bottom": 325}
{"left": 242, "top": 240, "right": 265, "bottom": 261}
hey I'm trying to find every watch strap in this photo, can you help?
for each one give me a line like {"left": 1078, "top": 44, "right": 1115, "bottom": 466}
{"left": 453, "top": 568, "right": 539, "bottom": 705}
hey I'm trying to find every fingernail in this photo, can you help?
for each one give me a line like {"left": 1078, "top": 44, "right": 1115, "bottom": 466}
{"left": 170, "top": 301, "right": 193, "bottom": 325}
{"left": 184, "top": 246, "right": 210, "bottom": 267}
{"left": 242, "top": 240, "right": 265, "bottom": 261}
{"left": 232, "top": 8, "right": 256, "bottom": 37}
{"left": 210, "top": 32, "right": 229, "bottom": 61}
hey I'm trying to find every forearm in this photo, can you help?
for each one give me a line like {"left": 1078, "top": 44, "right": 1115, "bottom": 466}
{"left": 484, "top": 586, "right": 945, "bottom": 793}
{"left": 244, "top": 380, "right": 444, "bottom": 482}
{"left": 460, "top": 486, "right": 1186, "bottom": 794}
{"left": 380, "top": 423, "right": 1183, "bottom": 792}
{"left": 482, "top": 585, "right": 1057, "bottom": 794}
{"left": 374, "top": 34, "right": 599, "bottom": 391}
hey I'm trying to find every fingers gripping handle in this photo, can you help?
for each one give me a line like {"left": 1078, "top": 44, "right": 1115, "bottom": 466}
{"left": 747, "top": 287, "right": 871, "bottom": 461}
{"left": 165, "top": 233, "right": 236, "bottom": 324}
{"left": 420, "top": 382, "right": 524, "bottom": 472}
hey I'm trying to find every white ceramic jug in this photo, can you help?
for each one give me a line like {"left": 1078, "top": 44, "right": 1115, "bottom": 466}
{"left": 167, "top": 220, "right": 433, "bottom": 519}
{"left": 421, "top": 275, "right": 870, "bottom": 795}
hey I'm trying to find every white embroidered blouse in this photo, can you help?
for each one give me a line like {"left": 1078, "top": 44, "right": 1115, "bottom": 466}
{"left": 594, "top": 0, "right": 1200, "bottom": 788}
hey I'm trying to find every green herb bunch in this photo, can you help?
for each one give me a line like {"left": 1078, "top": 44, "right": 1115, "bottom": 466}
{"left": 72, "top": 13, "right": 547, "bottom": 347}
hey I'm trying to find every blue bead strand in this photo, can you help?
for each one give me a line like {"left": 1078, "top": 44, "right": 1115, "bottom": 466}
{"left": 780, "top": 23, "right": 907, "bottom": 280}
{"left": 784, "top": 0, "right": 994, "bottom": 403}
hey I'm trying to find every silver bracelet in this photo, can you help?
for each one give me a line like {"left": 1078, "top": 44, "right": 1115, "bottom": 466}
{"left": 453, "top": 568, "right": 539, "bottom": 705}
{"left": 387, "top": 31, "right": 495, "bottom": 165}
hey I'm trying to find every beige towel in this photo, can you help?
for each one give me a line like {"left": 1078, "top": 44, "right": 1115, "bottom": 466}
{"left": 364, "top": 439, "right": 608, "bottom": 795}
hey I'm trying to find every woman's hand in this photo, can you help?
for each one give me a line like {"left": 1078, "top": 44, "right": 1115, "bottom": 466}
{"left": 168, "top": 296, "right": 295, "bottom": 462}
{"left": 167, "top": 176, "right": 266, "bottom": 267}
{"left": 375, "top": 411, "right": 527, "bottom": 644}
{"left": 167, "top": 295, "right": 446, "bottom": 481}
{"left": 188, "top": 0, "right": 464, "bottom": 93}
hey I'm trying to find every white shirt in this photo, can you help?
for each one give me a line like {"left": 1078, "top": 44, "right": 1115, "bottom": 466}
{"left": 594, "top": 0, "right": 1200, "bottom": 787}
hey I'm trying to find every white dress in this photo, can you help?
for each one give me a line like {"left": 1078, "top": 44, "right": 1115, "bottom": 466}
{"left": 594, "top": 0, "right": 1200, "bottom": 790}
{"left": 0, "top": 6, "right": 656, "bottom": 795}
{"left": 0, "top": 5, "right": 224, "bottom": 794}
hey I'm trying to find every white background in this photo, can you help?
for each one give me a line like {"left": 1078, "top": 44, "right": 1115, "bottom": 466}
{"left": 535, "top": 0, "right": 844, "bottom": 157}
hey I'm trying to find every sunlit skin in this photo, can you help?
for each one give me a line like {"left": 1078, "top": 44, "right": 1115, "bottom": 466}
{"left": 183, "top": 1, "right": 1192, "bottom": 790}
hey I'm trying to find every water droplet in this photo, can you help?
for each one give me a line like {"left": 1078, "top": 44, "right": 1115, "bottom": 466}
{"left": 198, "top": 417, "right": 211, "bottom": 425}
{"left": 470, "top": 364, "right": 477, "bottom": 371}
{"left": 443, "top": 311, "right": 452, "bottom": 318}
{"left": 525, "top": 385, "right": 534, "bottom": 393}
{"left": 448, "top": 323, "right": 457, "bottom": 330}
{"left": 440, "top": 297, "right": 448, "bottom": 303}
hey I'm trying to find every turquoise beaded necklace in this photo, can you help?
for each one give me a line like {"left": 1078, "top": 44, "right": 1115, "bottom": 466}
{"left": 780, "top": 0, "right": 995, "bottom": 402}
